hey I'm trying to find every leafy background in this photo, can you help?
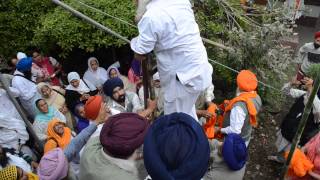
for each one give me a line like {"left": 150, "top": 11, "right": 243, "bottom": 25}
{"left": 0, "top": 0, "right": 297, "bottom": 107}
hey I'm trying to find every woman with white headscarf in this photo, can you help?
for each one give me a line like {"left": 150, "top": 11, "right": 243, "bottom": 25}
{"left": 83, "top": 57, "right": 108, "bottom": 90}
{"left": 106, "top": 66, "right": 136, "bottom": 92}
{"left": 37, "top": 82, "right": 76, "bottom": 131}
{"left": 65, "top": 72, "right": 98, "bottom": 114}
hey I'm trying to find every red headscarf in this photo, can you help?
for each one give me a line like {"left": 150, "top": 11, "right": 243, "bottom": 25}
{"left": 315, "top": 31, "right": 320, "bottom": 39}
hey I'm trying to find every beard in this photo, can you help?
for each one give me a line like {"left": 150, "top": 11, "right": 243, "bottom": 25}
{"left": 314, "top": 42, "right": 320, "bottom": 49}
{"left": 115, "top": 94, "right": 125, "bottom": 103}
{"left": 24, "top": 70, "right": 32, "bottom": 80}
{"left": 135, "top": 0, "right": 151, "bottom": 23}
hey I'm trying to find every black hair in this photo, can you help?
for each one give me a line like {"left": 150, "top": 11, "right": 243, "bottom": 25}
{"left": 0, "top": 146, "right": 8, "bottom": 167}
{"left": 35, "top": 99, "right": 44, "bottom": 107}
{"left": 6, "top": 58, "right": 16, "bottom": 67}
{"left": 24, "top": 70, "right": 33, "bottom": 81}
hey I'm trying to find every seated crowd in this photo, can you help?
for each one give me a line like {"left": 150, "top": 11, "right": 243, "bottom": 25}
{"left": 2, "top": 49, "right": 318, "bottom": 180}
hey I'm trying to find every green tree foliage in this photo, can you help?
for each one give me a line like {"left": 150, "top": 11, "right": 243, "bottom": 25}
{"left": 33, "top": 0, "right": 137, "bottom": 57}
{"left": 0, "top": 0, "right": 54, "bottom": 58}
{"left": 0, "top": 0, "right": 137, "bottom": 59}
{"left": 194, "top": 0, "right": 295, "bottom": 106}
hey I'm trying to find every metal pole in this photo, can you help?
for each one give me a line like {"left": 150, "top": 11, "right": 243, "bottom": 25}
{"left": 0, "top": 73, "right": 43, "bottom": 153}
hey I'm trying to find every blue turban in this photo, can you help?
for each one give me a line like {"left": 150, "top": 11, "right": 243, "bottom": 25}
{"left": 103, "top": 77, "right": 124, "bottom": 97}
{"left": 143, "top": 112, "right": 210, "bottom": 180}
{"left": 16, "top": 57, "right": 32, "bottom": 72}
{"left": 222, "top": 133, "right": 247, "bottom": 170}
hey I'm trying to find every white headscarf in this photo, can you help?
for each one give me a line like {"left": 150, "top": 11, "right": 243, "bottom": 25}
{"left": 153, "top": 72, "right": 160, "bottom": 81}
{"left": 66, "top": 72, "right": 96, "bottom": 94}
{"left": 83, "top": 57, "right": 108, "bottom": 88}
{"left": 106, "top": 65, "right": 121, "bottom": 80}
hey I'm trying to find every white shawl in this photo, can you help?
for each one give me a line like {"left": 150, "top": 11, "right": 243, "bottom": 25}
{"left": 0, "top": 114, "right": 29, "bottom": 150}
{"left": 66, "top": 72, "right": 96, "bottom": 94}
{"left": 83, "top": 57, "right": 108, "bottom": 88}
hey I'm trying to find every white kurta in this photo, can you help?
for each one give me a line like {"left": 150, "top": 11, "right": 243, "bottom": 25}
{"left": 11, "top": 70, "right": 40, "bottom": 117}
{"left": 131, "top": 0, "right": 213, "bottom": 120}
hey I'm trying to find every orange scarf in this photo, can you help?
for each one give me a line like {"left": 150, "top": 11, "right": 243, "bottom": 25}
{"left": 203, "top": 92, "right": 258, "bottom": 139}
{"left": 203, "top": 104, "right": 224, "bottom": 139}
{"left": 284, "top": 149, "right": 314, "bottom": 177}
{"left": 224, "top": 91, "right": 258, "bottom": 127}
{"left": 44, "top": 118, "right": 71, "bottom": 153}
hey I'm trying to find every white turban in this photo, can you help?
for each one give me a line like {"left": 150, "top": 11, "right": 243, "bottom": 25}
{"left": 17, "top": 52, "right": 27, "bottom": 60}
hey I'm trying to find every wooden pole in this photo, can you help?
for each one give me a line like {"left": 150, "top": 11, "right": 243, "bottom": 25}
{"left": 0, "top": 73, "right": 43, "bottom": 153}
{"left": 280, "top": 75, "right": 320, "bottom": 179}
{"left": 142, "top": 59, "right": 150, "bottom": 109}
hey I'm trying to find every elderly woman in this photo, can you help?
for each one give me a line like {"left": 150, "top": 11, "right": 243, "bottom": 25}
{"left": 44, "top": 119, "right": 72, "bottom": 154}
{"left": 83, "top": 57, "right": 108, "bottom": 90}
{"left": 33, "top": 99, "right": 66, "bottom": 141}
{"left": 65, "top": 72, "right": 98, "bottom": 114}
{"left": 37, "top": 82, "right": 75, "bottom": 130}
{"left": 37, "top": 96, "right": 107, "bottom": 180}
{"left": 106, "top": 66, "right": 135, "bottom": 92}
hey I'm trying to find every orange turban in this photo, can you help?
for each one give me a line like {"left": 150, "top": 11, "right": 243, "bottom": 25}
{"left": 237, "top": 70, "right": 258, "bottom": 92}
{"left": 84, "top": 95, "right": 102, "bottom": 120}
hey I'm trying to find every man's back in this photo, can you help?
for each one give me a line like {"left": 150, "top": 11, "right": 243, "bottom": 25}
{"left": 142, "top": 0, "right": 203, "bottom": 52}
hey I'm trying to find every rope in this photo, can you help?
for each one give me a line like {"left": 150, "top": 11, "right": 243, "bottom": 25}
{"left": 77, "top": 0, "right": 137, "bottom": 28}
{"left": 66, "top": 0, "right": 283, "bottom": 92}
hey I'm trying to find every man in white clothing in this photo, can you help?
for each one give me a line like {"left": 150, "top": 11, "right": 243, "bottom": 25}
{"left": 296, "top": 31, "right": 320, "bottom": 81}
{"left": 11, "top": 57, "right": 40, "bottom": 118}
{"left": 131, "top": 0, "right": 213, "bottom": 121}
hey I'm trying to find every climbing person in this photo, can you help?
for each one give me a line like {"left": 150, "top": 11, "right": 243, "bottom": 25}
{"left": 131, "top": 0, "right": 213, "bottom": 121}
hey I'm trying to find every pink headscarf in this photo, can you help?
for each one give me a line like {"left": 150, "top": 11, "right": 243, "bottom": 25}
{"left": 305, "top": 132, "right": 320, "bottom": 172}
{"left": 37, "top": 148, "right": 68, "bottom": 180}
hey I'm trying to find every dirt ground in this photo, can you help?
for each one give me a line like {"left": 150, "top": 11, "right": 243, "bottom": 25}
{"left": 244, "top": 110, "right": 286, "bottom": 180}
